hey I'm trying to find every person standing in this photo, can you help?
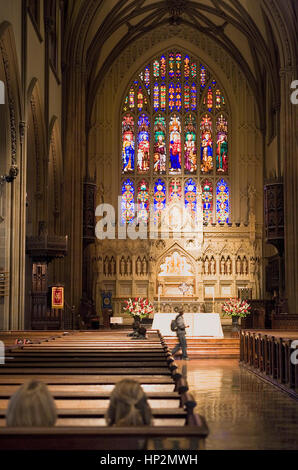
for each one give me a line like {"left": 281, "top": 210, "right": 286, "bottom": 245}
{"left": 171, "top": 309, "right": 189, "bottom": 360}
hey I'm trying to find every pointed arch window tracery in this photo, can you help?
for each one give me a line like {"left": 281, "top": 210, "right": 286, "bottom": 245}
{"left": 120, "top": 50, "right": 230, "bottom": 224}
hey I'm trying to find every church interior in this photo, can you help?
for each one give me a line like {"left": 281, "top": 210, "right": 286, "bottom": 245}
{"left": 0, "top": 0, "right": 297, "bottom": 453}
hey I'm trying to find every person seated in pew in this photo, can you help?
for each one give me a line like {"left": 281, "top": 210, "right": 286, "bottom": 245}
{"left": 105, "top": 379, "right": 152, "bottom": 427}
{"left": 6, "top": 380, "right": 57, "bottom": 427}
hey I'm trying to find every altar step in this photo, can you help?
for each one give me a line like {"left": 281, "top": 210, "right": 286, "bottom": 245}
{"left": 163, "top": 337, "right": 240, "bottom": 359}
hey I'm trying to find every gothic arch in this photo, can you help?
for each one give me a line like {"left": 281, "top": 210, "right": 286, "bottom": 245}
{"left": 48, "top": 117, "right": 63, "bottom": 235}
{"left": 26, "top": 79, "right": 47, "bottom": 236}
{"left": 0, "top": 22, "right": 25, "bottom": 329}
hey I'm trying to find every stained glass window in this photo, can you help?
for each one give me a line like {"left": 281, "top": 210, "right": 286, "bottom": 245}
{"left": 185, "top": 179, "right": 197, "bottom": 214}
{"left": 154, "top": 179, "right": 166, "bottom": 220}
{"left": 169, "top": 114, "right": 182, "bottom": 173}
{"left": 169, "top": 178, "right": 182, "bottom": 202}
{"left": 161, "top": 85, "right": 166, "bottom": 111}
{"left": 121, "top": 179, "right": 135, "bottom": 224}
{"left": 200, "top": 65, "right": 206, "bottom": 87}
{"left": 191, "top": 83, "right": 197, "bottom": 111}
{"left": 129, "top": 87, "right": 135, "bottom": 109}
{"left": 137, "top": 114, "right": 150, "bottom": 173}
{"left": 169, "top": 52, "right": 175, "bottom": 79}
{"left": 154, "top": 83, "right": 159, "bottom": 111}
{"left": 144, "top": 65, "right": 150, "bottom": 89}
{"left": 137, "top": 180, "right": 149, "bottom": 222}
{"left": 184, "top": 55, "right": 190, "bottom": 78}
{"left": 216, "top": 179, "right": 229, "bottom": 223}
{"left": 160, "top": 55, "right": 166, "bottom": 79}
{"left": 202, "top": 179, "right": 213, "bottom": 223}
{"left": 184, "top": 114, "right": 197, "bottom": 173}
{"left": 123, "top": 95, "right": 129, "bottom": 112}
{"left": 176, "top": 53, "right": 181, "bottom": 78}
{"left": 153, "top": 60, "right": 159, "bottom": 78}
{"left": 120, "top": 50, "right": 229, "bottom": 224}
{"left": 215, "top": 89, "right": 221, "bottom": 109}
{"left": 200, "top": 115, "right": 213, "bottom": 173}
{"left": 216, "top": 115, "right": 228, "bottom": 173}
{"left": 184, "top": 82, "right": 190, "bottom": 111}
{"left": 154, "top": 115, "right": 166, "bottom": 174}
{"left": 207, "top": 86, "right": 213, "bottom": 111}
{"left": 137, "top": 86, "right": 143, "bottom": 111}
{"left": 176, "top": 82, "right": 182, "bottom": 111}
{"left": 169, "top": 83, "right": 175, "bottom": 111}
{"left": 191, "top": 62, "right": 197, "bottom": 79}
{"left": 122, "top": 114, "right": 135, "bottom": 173}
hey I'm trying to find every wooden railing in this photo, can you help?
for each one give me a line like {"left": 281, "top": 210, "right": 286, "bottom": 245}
{"left": 240, "top": 330, "right": 298, "bottom": 396}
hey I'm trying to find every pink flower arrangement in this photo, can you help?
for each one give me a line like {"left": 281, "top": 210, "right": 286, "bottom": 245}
{"left": 123, "top": 297, "right": 154, "bottom": 319}
{"left": 222, "top": 298, "right": 251, "bottom": 318}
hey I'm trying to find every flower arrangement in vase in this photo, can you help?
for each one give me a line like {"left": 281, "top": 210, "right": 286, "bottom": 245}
{"left": 123, "top": 297, "right": 154, "bottom": 320}
{"left": 222, "top": 298, "right": 251, "bottom": 318}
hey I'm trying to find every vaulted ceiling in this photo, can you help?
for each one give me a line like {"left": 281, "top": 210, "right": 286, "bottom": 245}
{"left": 63, "top": 0, "right": 297, "bottom": 128}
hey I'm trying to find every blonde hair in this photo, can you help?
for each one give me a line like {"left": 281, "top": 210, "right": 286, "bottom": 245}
{"left": 6, "top": 380, "right": 57, "bottom": 427}
{"left": 106, "top": 379, "right": 153, "bottom": 427}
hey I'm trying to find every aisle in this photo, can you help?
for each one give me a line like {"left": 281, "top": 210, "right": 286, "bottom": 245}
{"left": 176, "top": 359, "right": 298, "bottom": 450}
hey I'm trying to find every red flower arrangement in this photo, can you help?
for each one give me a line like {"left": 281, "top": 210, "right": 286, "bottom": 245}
{"left": 222, "top": 298, "right": 251, "bottom": 318}
{"left": 123, "top": 297, "right": 154, "bottom": 319}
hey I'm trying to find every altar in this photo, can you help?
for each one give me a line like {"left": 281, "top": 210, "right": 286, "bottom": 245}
{"left": 152, "top": 312, "right": 224, "bottom": 338}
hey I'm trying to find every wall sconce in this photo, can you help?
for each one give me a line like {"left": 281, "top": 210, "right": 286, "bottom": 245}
{"left": 0, "top": 164, "right": 19, "bottom": 184}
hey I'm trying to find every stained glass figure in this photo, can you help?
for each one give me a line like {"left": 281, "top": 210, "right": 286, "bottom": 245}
{"left": 169, "top": 82, "right": 175, "bottom": 112}
{"left": 176, "top": 82, "right": 182, "bottom": 111}
{"left": 184, "top": 55, "right": 190, "bottom": 78}
{"left": 122, "top": 114, "right": 135, "bottom": 173}
{"left": 169, "top": 52, "right": 175, "bottom": 79}
{"left": 154, "top": 115, "right": 166, "bottom": 174}
{"left": 169, "top": 114, "right": 182, "bottom": 173}
{"left": 202, "top": 179, "right": 213, "bottom": 223}
{"left": 216, "top": 179, "right": 229, "bottom": 223}
{"left": 184, "top": 115, "right": 197, "bottom": 174}
{"left": 121, "top": 179, "right": 135, "bottom": 224}
{"left": 137, "top": 86, "right": 143, "bottom": 111}
{"left": 137, "top": 180, "right": 149, "bottom": 222}
{"left": 185, "top": 179, "right": 197, "bottom": 214}
{"left": 176, "top": 53, "right": 181, "bottom": 78}
{"left": 169, "top": 178, "right": 182, "bottom": 202}
{"left": 154, "top": 179, "right": 166, "bottom": 220}
{"left": 200, "top": 115, "right": 213, "bottom": 173}
{"left": 216, "top": 115, "right": 228, "bottom": 173}
{"left": 137, "top": 114, "right": 150, "bottom": 173}
{"left": 154, "top": 83, "right": 159, "bottom": 111}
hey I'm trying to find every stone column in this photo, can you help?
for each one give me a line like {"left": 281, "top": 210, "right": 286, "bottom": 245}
{"left": 63, "top": 64, "right": 86, "bottom": 309}
{"left": 280, "top": 68, "right": 298, "bottom": 313}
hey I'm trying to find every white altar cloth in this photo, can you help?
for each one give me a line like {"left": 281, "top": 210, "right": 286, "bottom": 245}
{"left": 152, "top": 313, "right": 224, "bottom": 338}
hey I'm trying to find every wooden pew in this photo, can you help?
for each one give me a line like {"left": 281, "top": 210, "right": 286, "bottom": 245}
{"left": 0, "top": 420, "right": 209, "bottom": 450}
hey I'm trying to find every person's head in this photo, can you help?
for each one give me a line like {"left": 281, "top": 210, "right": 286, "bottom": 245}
{"left": 6, "top": 380, "right": 57, "bottom": 427}
{"left": 105, "top": 379, "right": 152, "bottom": 427}
{"left": 178, "top": 308, "right": 184, "bottom": 316}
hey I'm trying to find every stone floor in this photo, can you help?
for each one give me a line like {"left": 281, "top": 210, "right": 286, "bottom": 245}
{"left": 177, "top": 359, "right": 298, "bottom": 450}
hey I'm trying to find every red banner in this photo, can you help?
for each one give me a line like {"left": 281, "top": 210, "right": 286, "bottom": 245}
{"left": 52, "top": 286, "right": 64, "bottom": 309}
